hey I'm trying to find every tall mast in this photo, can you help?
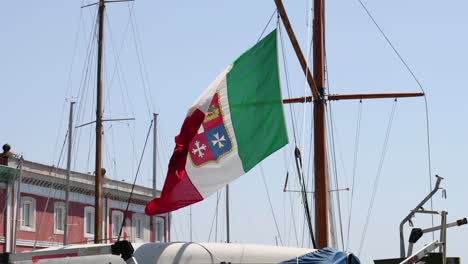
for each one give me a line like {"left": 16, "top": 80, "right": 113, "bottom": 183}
{"left": 95, "top": 0, "right": 105, "bottom": 244}
{"left": 153, "top": 113, "right": 158, "bottom": 242}
{"left": 152, "top": 113, "right": 158, "bottom": 197}
{"left": 64, "top": 101, "right": 75, "bottom": 245}
{"left": 277, "top": 0, "right": 425, "bottom": 249}
{"left": 313, "top": 0, "right": 329, "bottom": 248}
{"left": 226, "top": 185, "right": 230, "bottom": 243}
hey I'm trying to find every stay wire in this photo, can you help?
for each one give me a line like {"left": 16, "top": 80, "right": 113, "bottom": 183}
{"left": 279, "top": 15, "right": 310, "bottom": 247}
{"left": 105, "top": 6, "right": 141, "bottom": 175}
{"left": 346, "top": 100, "right": 363, "bottom": 250}
{"left": 327, "top": 102, "right": 346, "bottom": 250}
{"left": 73, "top": 7, "right": 99, "bottom": 171}
{"left": 257, "top": 9, "right": 277, "bottom": 43}
{"left": 207, "top": 191, "right": 221, "bottom": 242}
{"left": 104, "top": 11, "right": 134, "bottom": 119}
{"left": 356, "top": 0, "right": 425, "bottom": 93}
{"left": 53, "top": 7, "right": 83, "bottom": 165}
{"left": 260, "top": 164, "right": 284, "bottom": 246}
{"left": 128, "top": 3, "right": 155, "bottom": 117}
{"left": 278, "top": 18, "right": 298, "bottom": 145}
{"left": 293, "top": 147, "right": 316, "bottom": 248}
{"left": 423, "top": 97, "right": 434, "bottom": 237}
{"left": 34, "top": 132, "right": 68, "bottom": 249}
{"left": 323, "top": 38, "right": 346, "bottom": 250}
{"left": 117, "top": 119, "right": 154, "bottom": 241}
{"left": 356, "top": 0, "right": 434, "bottom": 238}
{"left": 288, "top": 190, "right": 300, "bottom": 246}
{"left": 266, "top": 10, "right": 301, "bottom": 246}
{"left": 358, "top": 99, "right": 398, "bottom": 256}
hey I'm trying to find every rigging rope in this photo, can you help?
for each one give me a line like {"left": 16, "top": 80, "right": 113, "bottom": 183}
{"left": 73, "top": 7, "right": 99, "bottom": 172}
{"left": 302, "top": 111, "right": 314, "bottom": 248}
{"left": 52, "top": 7, "right": 83, "bottom": 166}
{"left": 278, "top": 20, "right": 298, "bottom": 145}
{"left": 346, "top": 100, "right": 363, "bottom": 250}
{"left": 327, "top": 102, "right": 346, "bottom": 250}
{"left": 358, "top": 99, "right": 398, "bottom": 256}
{"left": 288, "top": 190, "right": 300, "bottom": 246}
{"left": 356, "top": 0, "right": 434, "bottom": 239}
{"left": 293, "top": 147, "right": 316, "bottom": 248}
{"left": 323, "top": 35, "right": 345, "bottom": 250}
{"left": 104, "top": 11, "right": 135, "bottom": 180}
{"left": 283, "top": 148, "right": 300, "bottom": 246}
{"left": 207, "top": 190, "right": 221, "bottom": 242}
{"left": 257, "top": 9, "right": 277, "bottom": 43}
{"left": 117, "top": 119, "right": 153, "bottom": 241}
{"left": 34, "top": 132, "right": 68, "bottom": 249}
{"left": 278, "top": 22, "right": 307, "bottom": 242}
{"left": 259, "top": 164, "right": 284, "bottom": 246}
{"left": 279, "top": 10, "right": 317, "bottom": 248}
{"left": 128, "top": 3, "right": 155, "bottom": 118}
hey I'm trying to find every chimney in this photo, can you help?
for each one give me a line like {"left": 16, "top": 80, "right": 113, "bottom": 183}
{"left": 0, "top": 144, "right": 12, "bottom": 166}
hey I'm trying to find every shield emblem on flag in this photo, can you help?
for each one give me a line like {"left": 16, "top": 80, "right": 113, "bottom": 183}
{"left": 189, "top": 92, "right": 233, "bottom": 166}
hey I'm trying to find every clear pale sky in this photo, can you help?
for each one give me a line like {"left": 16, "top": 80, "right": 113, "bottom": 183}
{"left": 1, "top": 0, "right": 467, "bottom": 262}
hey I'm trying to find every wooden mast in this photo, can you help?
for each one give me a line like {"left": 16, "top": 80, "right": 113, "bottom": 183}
{"left": 276, "top": 0, "right": 425, "bottom": 250}
{"left": 312, "top": 0, "right": 329, "bottom": 248}
{"left": 274, "top": 0, "right": 327, "bottom": 247}
{"left": 95, "top": 0, "right": 105, "bottom": 244}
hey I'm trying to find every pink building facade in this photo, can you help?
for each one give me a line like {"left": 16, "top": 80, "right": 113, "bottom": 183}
{"left": 0, "top": 153, "right": 170, "bottom": 253}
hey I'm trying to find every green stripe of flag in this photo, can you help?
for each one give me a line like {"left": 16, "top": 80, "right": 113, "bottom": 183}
{"left": 227, "top": 29, "right": 288, "bottom": 172}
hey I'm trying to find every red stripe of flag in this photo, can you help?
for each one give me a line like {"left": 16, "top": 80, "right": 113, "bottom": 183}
{"left": 145, "top": 109, "right": 205, "bottom": 215}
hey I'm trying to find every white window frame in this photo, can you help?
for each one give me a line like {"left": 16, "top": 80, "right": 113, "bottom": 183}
{"left": 132, "top": 213, "right": 144, "bottom": 242}
{"left": 54, "top": 202, "right": 65, "bottom": 234}
{"left": 84, "top": 206, "right": 95, "bottom": 238}
{"left": 155, "top": 217, "right": 164, "bottom": 242}
{"left": 111, "top": 210, "right": 124, "bottom": 240}
{"left": 20, "top": 197, "right": 36, "bottom": 232}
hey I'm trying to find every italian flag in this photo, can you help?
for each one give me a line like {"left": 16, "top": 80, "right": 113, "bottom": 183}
{"left": 145, "top": 30, "right": 288, "bottom": 215}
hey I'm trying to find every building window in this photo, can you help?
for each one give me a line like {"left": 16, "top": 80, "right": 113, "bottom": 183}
{"left": 132, "top": 213, "right": 145, "bottom": 242}
{"left": 84, "top": 206, "right": 94, "bottom": 237}
{"left": 155, "top": 217, "right": 164, "bottom": 242}
{"left": 112, "top": 211, "right": 124, "bottom": 239}
{"left": 54, "top": 202, "right": 65, "bottom": 234}
{"left": 20, "top": 197, "right": 36, "bottom": 231}
{"left": 135, "top": 218, "right": 143, "bottom": 239}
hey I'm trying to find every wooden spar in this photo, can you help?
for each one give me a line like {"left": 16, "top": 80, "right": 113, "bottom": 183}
{"left": 328, "top": 92, "right": 424, "bottom": 101}
{"left": 282, "top": 92, "right": 424, "bottom": 104}
{"left": 94, "top": 0, "right": 105, "bottom": 244}
{"left": 274, "top": 0, "right": 320, "bottom": 100}
{"left": 313, "top": 0, "right": 328, "bottom": 248}
{"left": 283, "top": 97, "right": 313, "bottom": 104}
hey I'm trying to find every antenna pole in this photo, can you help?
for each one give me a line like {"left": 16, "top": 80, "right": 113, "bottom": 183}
{"left": 313, "top": 0, "right": 329, "bottom": 248}
{"left": 94, "top": 0, "right": 105, "bottom": 244}
{"left": 152, "top": 113, "right": 158, "bottom": 197}
{"left": 12, "top": 158, "right": 23, "bottom": 254}
{"left": 152, "top": 113, "right": 158, "bottom": 242}
{"left": 189, "top": 206, "right": 193, "bottom": 242}
{"left": 226, "top": 185, "right": 230, "bottom": 243}
{"left": 64, "top": 101, "right": 75, "bottom": 245}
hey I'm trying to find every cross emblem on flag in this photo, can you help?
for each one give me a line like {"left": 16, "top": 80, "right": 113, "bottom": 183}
{"left": 188, "top": 93, "right": 232, "bottom": 166}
